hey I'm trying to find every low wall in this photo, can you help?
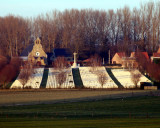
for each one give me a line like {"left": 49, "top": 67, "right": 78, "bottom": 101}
{"left": 144, "top": 86, "right": 157, "bottom": 90}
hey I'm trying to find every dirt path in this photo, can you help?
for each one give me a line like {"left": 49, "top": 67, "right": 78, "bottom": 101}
{"left": 0, "top": 89, "right": 159, "bottom": 106}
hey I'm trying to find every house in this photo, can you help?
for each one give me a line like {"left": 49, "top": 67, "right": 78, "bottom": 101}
{"left": 151, "top": 47, "right": 160, "bottom": 64}
{"left": 82, "top": 58, "right": 92, "bottom": 66}
{"left": 122, "top": 56, "right": 138, "bottom": 69}
{"left": 112, "top": 52, "right": 126, "bottom": 64}
{"left": 122, "top": 52, "right": 149, "bottom": 69}
{"left": 112, "top": 52, "right": 149, "bottom": 69}
{"left": 20, "top": 38, "right": 47, "bottom": 66}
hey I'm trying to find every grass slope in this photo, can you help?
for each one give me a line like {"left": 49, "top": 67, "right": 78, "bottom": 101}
{"left": 40, "top": 68, "right": 49, "bottom": 88}
{"left": 0, "top": 96, "right": 160, "bottom": 128}
{"left": 106, "top": 68, "right": 124, "bottom": 88}
{"left": 0, "top": 73, "right": 19, "bottom": 89}
{"left": 144, "top": 74, "right": 155, "bottom": 83}
{"left": 72, "top": 68, "right": 83, "bottom": 88}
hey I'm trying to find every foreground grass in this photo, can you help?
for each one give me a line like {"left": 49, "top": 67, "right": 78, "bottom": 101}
{"left": 0, "top": 96, "right": 160, "bottom": 127}
{"left": 1, "top": 118, "right": 160, "bottom": 128}
{"left": 0, "top": 96, "right": 160, "bottom": 118}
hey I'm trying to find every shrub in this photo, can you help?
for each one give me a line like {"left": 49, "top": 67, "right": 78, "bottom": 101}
{"left": 19, "top": 62, "right": 33, "bottom": 89}
{"left": 55, "top": 71, "right": 67, "bottom": 88}
{"left": 130, "top": 70, "right": 142, "bottom": 88}
{"left": 24, "top": 86, "right": 32, "bottom": 89}
{"left": 97, "top": 72, "right": 108, "bottom": 88}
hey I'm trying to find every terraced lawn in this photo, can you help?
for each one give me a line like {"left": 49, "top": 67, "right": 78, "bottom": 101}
{"left": 72, "top": 68, "right": 83, "bottom": 88}
{"left": 106, "top": 68, "right": 124, "bottom": 88}
{"left": 40, "top": 68, "right": 49, "bottom": 88}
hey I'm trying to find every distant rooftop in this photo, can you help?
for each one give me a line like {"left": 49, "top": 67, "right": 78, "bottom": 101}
{"left": 54, "top": 48, "right": 72, "bottom": 58}
{"left": 20, "top": 44, "right": 34, "bottom": 56}
{"left": 116, "top": 52, "right": 126, "bottom": 58}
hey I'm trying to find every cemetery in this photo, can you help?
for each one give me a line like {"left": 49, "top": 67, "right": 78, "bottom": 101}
{"left": 0, "top": 38, "right": 157, "bottom": 89}
{"left": 9, "top": 39, "right": 151, "bottom": 89}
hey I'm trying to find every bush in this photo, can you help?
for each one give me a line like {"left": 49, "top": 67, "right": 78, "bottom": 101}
{"left": 130, "top": 70, "right": 142, "bottom": 88}
{"left": 0, "top": 57, "right": 21, "bottom": 89}
{"left": 97, "top": 72, "right": 108, "bottom": 88}
{"left": 24, "top": 86, "right": 32, "bottom": 89}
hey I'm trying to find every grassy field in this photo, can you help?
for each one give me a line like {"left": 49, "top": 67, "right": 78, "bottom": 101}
{"left": 0, "top": 94, "right": 160, "bottom": 128}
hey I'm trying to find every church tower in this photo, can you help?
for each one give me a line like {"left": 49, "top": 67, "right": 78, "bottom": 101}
{"left": 28, "top": 38, "right": 47, "bottom": 66}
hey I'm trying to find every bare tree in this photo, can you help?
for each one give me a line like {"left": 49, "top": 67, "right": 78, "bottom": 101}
{"left": 130, "top": 70, "right": 142, "bottom": 88}
{"left": 53, "top": 56, "right": 68, "bottom": 70}
{"left": 136, "top": 52, "right": 160, "bottom": 82}
{"left": 97, "top": 72, "right": 108, "bottom": 88}
{"left": 136, "top": 52, "right": 148, "bottom": 73}
{"left": 146, "top": 62, "right": 160, "bottom": 82}
{"left": 55, "top": 71, "right": 67, "bottom": 88}
{"left": 19, "top": 62, "right": 33, "bottom": 89}
{"left": 0, "top": 64, "right": 14, "bottom": 89}
{"left": 0, "top": 1, "right": 160, "bottom": 62}
{"left": 53, "top": 56, "right": 68, "bottom": 88}
{"left": 89, "top": 54, "right": 102, "bottom": 73}
{"left": 0, "top": 15, "right": 31, "bottom": 57}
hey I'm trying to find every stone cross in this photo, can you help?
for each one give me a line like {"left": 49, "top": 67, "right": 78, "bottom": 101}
{"left": 73, "top": 52, "right": 77, "bottom": 63}
{"left": 72, "top": 52, "right": 78, "bottom": 68}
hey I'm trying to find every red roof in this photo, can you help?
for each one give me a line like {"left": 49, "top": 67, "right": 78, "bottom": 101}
{"left": 141, "top": 52, "right": 149, "bottom": 60}
{"left": 116, "top": 52, "right": 125, "bottom": 58}
{"left": 83, "top": 58, "right": 91, "bottom": 62}
{"left": 153, "top": 53, "right": 160, "bottom": 57}
{"left": 131, "top": 52, "right": 149, "bottom": 60}
{"left": 130, "top": 52, "right": 135, "bottom": 57}
{"left": 157, "top": 47, "right": 160, "bottom": 53}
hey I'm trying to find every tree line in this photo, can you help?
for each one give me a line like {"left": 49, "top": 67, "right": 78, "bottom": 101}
{"left": 0, "top": 1, "right": 160, "bottom": 60}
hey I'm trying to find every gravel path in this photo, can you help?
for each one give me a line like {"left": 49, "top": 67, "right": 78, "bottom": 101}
{"left": 0, "top": 89, "right": 159, "bottom": 106}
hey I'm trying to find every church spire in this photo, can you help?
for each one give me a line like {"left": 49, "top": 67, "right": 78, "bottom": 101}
{"left": 35, "top": 37, "right": 41, "bottom": 44}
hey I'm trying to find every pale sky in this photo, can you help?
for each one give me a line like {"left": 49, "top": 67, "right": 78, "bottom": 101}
{"left": 0, "top": 0, "right": 154, "bottom": 18}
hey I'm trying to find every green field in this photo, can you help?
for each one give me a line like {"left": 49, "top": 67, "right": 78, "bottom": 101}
{"left": 1, "top": 118, "right": 160, "bottom": 128}
{"left": 0, "top": 96, "right": 160, "bottom": 128}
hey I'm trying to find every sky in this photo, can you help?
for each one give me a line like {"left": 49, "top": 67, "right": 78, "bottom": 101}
{"left": 0, "top": 0, "right": 155, "bottom": 18}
